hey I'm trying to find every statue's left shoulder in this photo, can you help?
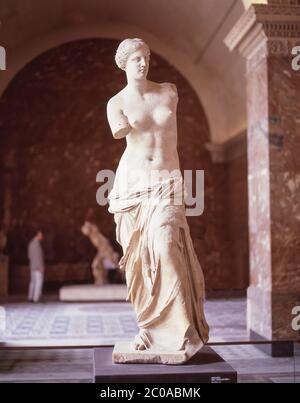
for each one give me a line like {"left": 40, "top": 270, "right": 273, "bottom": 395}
{"left": 161, "top": 81, "right": 177, "bottom": 92}
{"left": 161, "top": 82, "right": 178, "bottom": 100}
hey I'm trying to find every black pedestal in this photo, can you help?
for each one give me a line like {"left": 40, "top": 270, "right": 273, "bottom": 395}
{"left": 93, "top": 346, "right": 237, "bottom": 383}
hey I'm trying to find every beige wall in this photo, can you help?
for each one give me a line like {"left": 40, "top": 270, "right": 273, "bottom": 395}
{"left": 0, "top": 0, "right": 247, "bottom": 144}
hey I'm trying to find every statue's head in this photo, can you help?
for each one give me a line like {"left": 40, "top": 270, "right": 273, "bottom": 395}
{"left": 115, "top": 38, "right": 150, "bottom": 80}
{"left": 81, "top": 221, "right": 92, "bottom": 236}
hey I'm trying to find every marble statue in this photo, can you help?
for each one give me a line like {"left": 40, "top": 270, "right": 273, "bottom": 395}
{"left": 106, "top": 38, "right": 209, "bottom": 364}
{"left": 81, "top": 221, "right": 119, "bottom": 285}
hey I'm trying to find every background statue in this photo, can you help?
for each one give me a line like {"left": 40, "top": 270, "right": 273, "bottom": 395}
{"left": 81, "top": 221, "right": 119, "bottom": 285}
{"left": 106, "top": 38, "right": 209, "bottom": 364}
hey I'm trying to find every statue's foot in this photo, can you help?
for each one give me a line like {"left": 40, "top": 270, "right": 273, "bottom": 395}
{"left": 133, "top": 339, "right": 146, "bottom": 351}
{"left": 132, "top": 331, "right": 151, "bottom": 351}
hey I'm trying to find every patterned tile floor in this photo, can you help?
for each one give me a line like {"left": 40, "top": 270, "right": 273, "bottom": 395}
{"left": 0, "top": 298, "right": 247, "bottom": 346}
{"left": 1, "top": 302, "right": 138, "bottom": 346}
{"left": 0, "top": 297, "right": 299, "bottom": 383}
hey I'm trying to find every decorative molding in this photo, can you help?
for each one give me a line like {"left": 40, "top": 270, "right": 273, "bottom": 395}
{"left": 269, "top": 0, "right": 300, "bottom": 5}
{"left": 267, "top": 0, "right": 300, "bottom": 4}
{"left": 264, "top": 21, "right": 300, "bottom": 38}
{"left": 268, "top": 37, "right": 300, "bottom": 54}
{"left": 224, "top": 4, "right": 300, "bottom": 55}
{"left": 246, "top": 36, "right": 268, "bottom": 73}
{"left": 245, "top": 36, "right": 300, "bottom": 73}
{"left": 224, "top": 5, "right": 258, "bottom": 52}
{"left": 205, "top": 130, "right": 247, "bottom": 164}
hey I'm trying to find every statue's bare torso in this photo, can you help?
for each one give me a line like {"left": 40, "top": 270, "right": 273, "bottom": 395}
{"left": 107, "top": 81, "right": 181, "bottom": 189}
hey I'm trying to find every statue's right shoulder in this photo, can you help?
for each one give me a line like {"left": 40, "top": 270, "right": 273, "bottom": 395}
{"left": 107, "top": 91, "right": 123, "bottom": 111}
{"left": 107, "top": 89, "right": 131, "bottom": 139}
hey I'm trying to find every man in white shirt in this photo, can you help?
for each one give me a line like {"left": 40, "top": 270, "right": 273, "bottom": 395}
{"left": 27, "top": 230, "right": 45, "bottom": 302}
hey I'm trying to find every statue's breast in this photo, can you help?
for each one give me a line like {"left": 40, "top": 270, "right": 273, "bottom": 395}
{"left": 126, "top": 104, "right": 174, "bottom": 131}
{"left": 127, "top": 110, "right": 151, "bottom": 130}
{"left": 152, "top": 105, "right": 173, "bottom": 127}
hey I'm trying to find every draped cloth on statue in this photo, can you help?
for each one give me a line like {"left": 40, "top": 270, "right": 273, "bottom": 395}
{"left": 108, "top": 175, "right": 209, "bottom": 363}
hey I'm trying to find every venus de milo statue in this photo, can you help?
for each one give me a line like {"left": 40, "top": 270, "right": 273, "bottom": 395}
{"left": 106, "top": 38, "right": 209, "bottom": 364}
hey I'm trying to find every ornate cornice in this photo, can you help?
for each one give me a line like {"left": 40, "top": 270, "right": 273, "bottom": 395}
{"left": 224, "top": 4, "right": 300, "bottom": 56}
{"left": 224, "top": 5, "right": 258, "bottom": 52}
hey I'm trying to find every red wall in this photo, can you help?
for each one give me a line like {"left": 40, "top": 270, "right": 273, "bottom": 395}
{"left": 0, "top": 38, "right": 248, "bottom": 292}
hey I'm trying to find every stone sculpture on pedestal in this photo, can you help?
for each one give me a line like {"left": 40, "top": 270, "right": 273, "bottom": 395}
{"left": 106, "top": 38, "right": 209, "bottom": 364}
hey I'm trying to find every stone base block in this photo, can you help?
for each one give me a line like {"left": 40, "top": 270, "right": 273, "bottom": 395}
{"left": 93, "top": 345, "right": 237, "bottom": 383}
{"left": 59, "top": 284, "right": 127, "bottom": 301}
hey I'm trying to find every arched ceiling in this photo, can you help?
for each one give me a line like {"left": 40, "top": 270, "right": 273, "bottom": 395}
{"left": 0, "top": 0, "right": 254, "bottom": 143}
